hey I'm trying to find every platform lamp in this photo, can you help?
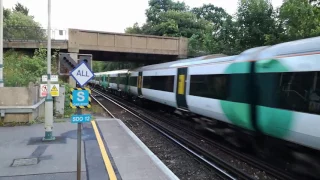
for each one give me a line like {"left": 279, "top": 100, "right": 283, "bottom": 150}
{"left": 0, "top": 0, "right": 3, "bottom": 87}
{"left": 43, "top": 0, "right": 55, "bottom": 141}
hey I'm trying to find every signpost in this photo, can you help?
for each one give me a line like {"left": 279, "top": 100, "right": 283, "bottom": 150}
{"left": 42, "top": 75, "right": 58, "bottom": 82}
{"left": 69, "top": 61, "right": 94, "bottom": 180}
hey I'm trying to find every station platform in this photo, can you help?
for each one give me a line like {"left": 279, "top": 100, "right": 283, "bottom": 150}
{"left": 0, "top": 118, "right": 179, "bottom": 180}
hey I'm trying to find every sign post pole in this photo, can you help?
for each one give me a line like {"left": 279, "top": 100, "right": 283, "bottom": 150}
{"left": 76, "top": 83, "right": 82, "bottom": 180}
{"left": 69, "top": 60, "right": 94, "bottom": 180}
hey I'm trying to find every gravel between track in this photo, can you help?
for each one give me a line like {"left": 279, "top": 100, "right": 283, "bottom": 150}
{"left": 92, "top": 94, "right": 223, "bottom": 180}
{"left": 100, "top": 91, "right": 278, "bottom": 180}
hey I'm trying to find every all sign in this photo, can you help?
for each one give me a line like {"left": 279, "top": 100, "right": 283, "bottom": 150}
{"left": 40, "top": 84, "right": 60, "bottom": 97}
{"left": 70, "top": 61, "right": 94, "bottom": 87}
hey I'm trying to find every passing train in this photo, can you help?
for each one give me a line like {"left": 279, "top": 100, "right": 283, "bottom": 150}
{"left": 90, "top": 36, "right": 320, "bottom": 174}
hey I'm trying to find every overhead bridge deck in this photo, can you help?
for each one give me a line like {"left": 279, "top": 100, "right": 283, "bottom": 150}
{"left": 4, "top": 28, "right": 188, "bottom": 62}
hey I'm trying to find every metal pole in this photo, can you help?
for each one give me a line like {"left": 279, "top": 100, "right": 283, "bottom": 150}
{"left": 76, "top": 107, "right": 82, "bottom": 180}
{"left": 43, "top": 0, "right": 55, "bottom": 141}
{"left": 76, "top": 81, "right": 82, "bottom": 180}
{"left": 0, "top": 0, "right": 4, "bottom": 87}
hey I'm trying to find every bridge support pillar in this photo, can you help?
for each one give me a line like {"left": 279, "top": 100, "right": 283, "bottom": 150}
{"left": 68, "top": 53, "right": 78, "bottom": 88}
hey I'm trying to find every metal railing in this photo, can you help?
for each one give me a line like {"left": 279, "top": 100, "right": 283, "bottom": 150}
{"left": 3, "top": 26, "right": 68, "bottom": 42}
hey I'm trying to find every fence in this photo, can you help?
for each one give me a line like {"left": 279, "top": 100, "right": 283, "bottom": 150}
{"left": 3, "top": 26, "right": 68, "bottom": 42}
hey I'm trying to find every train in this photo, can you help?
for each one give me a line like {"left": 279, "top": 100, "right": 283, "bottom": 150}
{"left": 89, "top": 36, "right": 320, "bottom": 176}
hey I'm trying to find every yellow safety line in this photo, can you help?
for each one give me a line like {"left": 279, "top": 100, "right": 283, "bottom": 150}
{"left": 91, "top": 120, "right": 117, "bottom": 180}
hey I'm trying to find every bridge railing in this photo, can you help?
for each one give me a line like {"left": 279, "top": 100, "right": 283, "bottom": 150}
{"left": 4, "top": 26, "right": 68, "bottom": 42}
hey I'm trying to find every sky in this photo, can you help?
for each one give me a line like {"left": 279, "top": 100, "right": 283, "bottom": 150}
{"left": 4, "top": 0, "right": 284, "bottom": 35}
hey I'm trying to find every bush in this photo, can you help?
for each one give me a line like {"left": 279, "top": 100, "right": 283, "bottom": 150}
{"left": 3, "top": 48, "right": 58, "bottom": 87}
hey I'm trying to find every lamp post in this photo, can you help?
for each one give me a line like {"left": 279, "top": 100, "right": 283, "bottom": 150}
{"left": 43, "top": 0, "right": 55, "bottom": 141}
{"left": 0, "top": 0, "right": 4, "bottom": 87}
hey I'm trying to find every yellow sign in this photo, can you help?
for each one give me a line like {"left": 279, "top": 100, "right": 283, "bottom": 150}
{"left": 50, "top": 85, "right": 59, "bottom": 96}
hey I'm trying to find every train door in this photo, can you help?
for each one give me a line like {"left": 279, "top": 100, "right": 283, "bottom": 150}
{"left": 176, "top": 68, "right": 188, "bottom": 109}
{"left": 107, "top": 75, "right": 110, "bottom": 89}
{"left": 117, "top": 74, "right": 120, "bottom": 90}
{"left": 138, "top": 72, "right": 143, "bottom": 97}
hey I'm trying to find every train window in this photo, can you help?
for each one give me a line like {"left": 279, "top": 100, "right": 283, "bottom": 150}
{"left": 256, "top": 72, "right": 320, "bottom": 114}
{"left": 119, "top": 77, "right": 127, "bottom": 85}
{"left": 109, "top": 77, "right": 117, "bottom": 83}
{"left": 129, "top": 76, "right": 137, "bottom": 86}
{"left": 190, "top": 74, "right": 228, "bottom": 100}
{"left": 143, "top": 76, "right": 174, "bottom": 92}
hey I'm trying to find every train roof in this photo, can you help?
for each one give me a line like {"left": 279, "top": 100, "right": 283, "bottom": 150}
{"left": 257, "top": 36, "right": 320, "bottom": 59}
{"left": 131, "top": 54, "right": 229, "bottom": 71}
{"left": 94, "top": 69, "right": 128, "bottom": 75}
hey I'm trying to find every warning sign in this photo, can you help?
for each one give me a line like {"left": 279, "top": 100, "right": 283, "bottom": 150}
{"left": 40, "top": 84, "right": 60, "bottom": 97}
{"left": 50, "top": 85, "right": 59, "bottom": 96}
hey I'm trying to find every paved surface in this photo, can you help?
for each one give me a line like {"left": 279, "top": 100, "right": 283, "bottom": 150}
{"left": 97, "top": 118, "right": 179, "bottom": 180}
{"left": 0, "top": 118, "right": 179, "bottom": 180}
{"left": 0, "top": 122, "right": 88, "bottom": 180}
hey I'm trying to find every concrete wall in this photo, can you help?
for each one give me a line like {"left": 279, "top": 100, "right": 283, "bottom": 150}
{"left": 0, "top": 83, "right": 44, "bottom": 123}
{"left": 68, "top": 29, "right": 188, "bottom": 58}
{"left": 3, "top": 40, "right": 68, "bottom": 50}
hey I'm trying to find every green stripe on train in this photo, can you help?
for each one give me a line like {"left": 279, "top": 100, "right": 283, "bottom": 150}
{"left": 220, "top": 60, "right": 293, "bottom": 138}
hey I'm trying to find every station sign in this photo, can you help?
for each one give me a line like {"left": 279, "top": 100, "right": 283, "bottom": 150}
{"left": 70, "top": 88, "right": 91, "bottom": 109}
{"left": 42, "top": 75, "right": 59, "bottom": 82}
{"left": 40, "top": 84, "right": 60, "bottom": 97}
{"left": 71, "top": 114, "right": 92, "bottom": 123}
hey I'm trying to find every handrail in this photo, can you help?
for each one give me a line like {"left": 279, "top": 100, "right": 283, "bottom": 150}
{"left": 0, "top": 98, "right": 45, "bottom": 115}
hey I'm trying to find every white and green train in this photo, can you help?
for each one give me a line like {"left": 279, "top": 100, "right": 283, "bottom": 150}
{"left": 90, "top": 36, "right": 320, "bottom": 175}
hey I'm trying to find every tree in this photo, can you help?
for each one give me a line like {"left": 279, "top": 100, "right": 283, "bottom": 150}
{"left": 13, "top": 3, "right": 29, "bottom": 16}
{"left": 4, "top": 48, "right": 58, "bottom": 87}
{"left": 279, "top": 0, "right": 320, "bottom": 41}
{"left": 124, "top": 23, "right": 143, "bottom": 34}
{"left": 191, "top": 4, "right": 239, "bottom": 55}
{"left": 4, "top": 3, "right": 45, "bottom": 41}
{"left": 145, "top": 0, "right": 189, "bottom": 24}
{"left": 236, "top": 0, "right": 279, "bottom": 50}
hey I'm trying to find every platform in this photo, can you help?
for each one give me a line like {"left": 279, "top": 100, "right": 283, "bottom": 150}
{"left": 0, "top": 118, "right": 179, "bottom": 180}
{"left": 85, "top": 118, "right": 179, "bottom": 180}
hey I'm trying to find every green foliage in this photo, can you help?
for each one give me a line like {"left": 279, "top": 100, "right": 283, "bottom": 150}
{"left": 3, "top": 48, "right": 58, "bottom": 87}
{"left": 3, "top": 3, "right": 45, "bottom": 40}
{"left": 279, "top": 0, "right": 320, "bottom": 41}
{"left": 92, "top": 61, "right": 144, "bottom": 72}
{"left": 13, "top": 3, "right": 29, "bottom": 16}
{"left": 125, "top": 0, "right": 320, "bottom": 57}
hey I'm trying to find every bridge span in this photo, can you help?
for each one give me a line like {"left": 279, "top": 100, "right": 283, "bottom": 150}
{"left": 4, "top": 28, "right": 188, "bottom": 62}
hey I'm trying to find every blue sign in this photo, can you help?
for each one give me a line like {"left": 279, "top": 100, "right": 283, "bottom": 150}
{"left": 72, "top": 90, "right": 89, "bottom": 106}
{"left": 71, "top": 114, "right": 91, "bottom": 123}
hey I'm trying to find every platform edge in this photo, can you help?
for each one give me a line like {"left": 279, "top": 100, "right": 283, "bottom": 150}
{"left": 114, "top": 118, "right": 180, "bottom": 180}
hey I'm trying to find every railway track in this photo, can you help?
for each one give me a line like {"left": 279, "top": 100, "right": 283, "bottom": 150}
{"left": 90, "top": 86, "right": 302, "bottom": 180}
{"left": 94, "top": 93, "right": 296, "bottom": 180}
{"left": 90, "top": 87, "right": 252, "bottom": 180}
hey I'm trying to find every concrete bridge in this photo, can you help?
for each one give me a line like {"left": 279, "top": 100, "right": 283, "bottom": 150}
{"left": 4, "top": 28, "right": 188, "bottom": 62}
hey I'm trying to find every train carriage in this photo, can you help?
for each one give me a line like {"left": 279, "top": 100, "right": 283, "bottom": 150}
{"left": 91, "top": 36, "right": 320, "bottom": 176}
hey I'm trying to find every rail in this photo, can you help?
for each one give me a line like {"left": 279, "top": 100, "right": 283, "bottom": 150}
{"left": 0, "top": 98, "right": 45, "bottom": 117}
{"left": 91, "top": 88, "right": 255, "bottom": 180}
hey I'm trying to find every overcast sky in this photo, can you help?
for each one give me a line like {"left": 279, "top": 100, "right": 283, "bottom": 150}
{"left": 4, "top": 0, "right": 284, "bottom": 33}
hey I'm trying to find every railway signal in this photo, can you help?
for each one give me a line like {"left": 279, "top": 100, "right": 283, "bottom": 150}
{"left": 58, "top": 53, "right": 77, "bottom": 75}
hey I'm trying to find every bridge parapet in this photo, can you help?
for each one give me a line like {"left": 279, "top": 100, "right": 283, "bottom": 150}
{"left": 68, "top": 29, "right": 188, "bottom": 58}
